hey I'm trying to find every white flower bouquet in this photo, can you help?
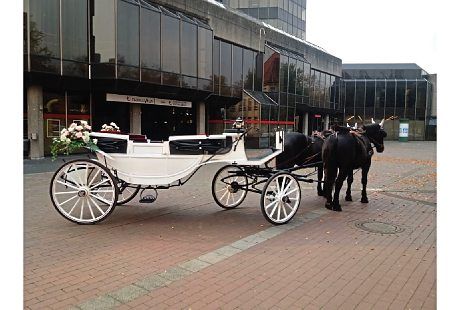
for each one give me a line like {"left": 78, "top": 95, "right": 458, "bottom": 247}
{"left": 50, "top": 120, "right": 99, "bottom": 160}
{"left": 100, "top": 122, "right": 121, "bottom": 133}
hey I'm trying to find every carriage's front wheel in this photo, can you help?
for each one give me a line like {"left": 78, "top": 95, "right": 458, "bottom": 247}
{"left": 50, "top": 159, "right": 118, "bottom": 224}
{"left": 212, "top": 165, "right": 248, "bottom": 209}
{"left": 261, "top": 172, "right": 301, "bottom": 225}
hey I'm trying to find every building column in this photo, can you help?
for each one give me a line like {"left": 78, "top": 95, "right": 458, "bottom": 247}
{"left": 27, "top": 85, "right": 44, "bottom": 159}
{"left": 303, "top": 112, "right": 309, "bottom": 135}
{"left": 325, "top": 114, "right": 330, "bottom": 130}
{"left": 130, "top": 103, "right": 141, "bottom": 134}
{"left": 196, "top": 101, "right": 206, "bottom": 134}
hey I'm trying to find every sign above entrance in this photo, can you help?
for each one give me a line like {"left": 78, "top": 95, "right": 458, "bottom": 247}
{"left": 314, "top": 114, "right": 321, "bottom": 118}
{"left": 106, "top": 93, "right": 192, "bottom": 108}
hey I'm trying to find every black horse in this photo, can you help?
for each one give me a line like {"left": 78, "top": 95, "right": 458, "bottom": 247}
{"left": 322, "top": 120, "right": 387, "bottom": 211}
{"left": 276, "top": 130, "right": 332, "bottom": 196}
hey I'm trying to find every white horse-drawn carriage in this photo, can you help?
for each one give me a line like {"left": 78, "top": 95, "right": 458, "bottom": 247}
{"left": 50, "top": 120, "right": 305, "bottom": 225}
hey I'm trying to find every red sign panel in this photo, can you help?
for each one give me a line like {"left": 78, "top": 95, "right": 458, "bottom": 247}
{"left": 314, "top": 114, "right": 321, "bottom": 118}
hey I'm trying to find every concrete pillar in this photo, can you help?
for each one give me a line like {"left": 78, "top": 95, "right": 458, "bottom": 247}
{"left": 130, "top": 103, "right": 141, "bottom": 134}
{"left": 196, "top": 101, "right": 206, "bottom": 134}
{"left": 325, "top": 114, "right": 330, "bottom": 130}
{"left": 27, "top": 85, "right": 44, "bottom": 159}
{"left": 303, "top": 112, "right": 309, "bottom": 135}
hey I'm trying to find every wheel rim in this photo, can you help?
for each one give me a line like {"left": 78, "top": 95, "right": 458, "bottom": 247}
{"left": 263, "top": 174, "right": 300, "bottom": 224}
{"left": 51, "top": 161, "right": 117, "bottom": 223}
{"left": 213, "top": 166, "right": 247, "bottom": 208}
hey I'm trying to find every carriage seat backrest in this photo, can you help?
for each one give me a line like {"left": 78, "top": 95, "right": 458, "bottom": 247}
{"left": 129, "top": 134, "right": 148, "bottom": 143}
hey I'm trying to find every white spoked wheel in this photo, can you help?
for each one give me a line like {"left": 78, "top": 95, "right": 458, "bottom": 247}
{"left": 117, "top": 182, "right": 140, "bottom": 205}
{"left": 212, "top": 165, "right": 248, "bottom": 209}
{"left": 50, "top": 159, "right": 118, "bottom": 224}
{"left": 261, "top": 172, "right": 301, "bottom": 225}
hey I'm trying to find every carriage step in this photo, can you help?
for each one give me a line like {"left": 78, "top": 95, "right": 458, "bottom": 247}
{"left": 139, "top": 195, "right": 156, "bottom": 203}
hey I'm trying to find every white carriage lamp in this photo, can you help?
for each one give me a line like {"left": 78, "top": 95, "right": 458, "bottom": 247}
{"left": 233, "top": 117, "right": 245, "bottom": 130}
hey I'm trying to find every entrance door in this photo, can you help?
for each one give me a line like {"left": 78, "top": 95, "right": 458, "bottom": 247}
{"left": 141, "top": 105, "right": 195, "bottom": 141}
{"left": 308, "top": 113, "right": 325, "bottom": 134}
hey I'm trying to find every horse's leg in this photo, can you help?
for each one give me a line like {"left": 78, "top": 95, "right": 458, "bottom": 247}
{"left": 361, "top": 161, "right": 371, "bottom": 203}
{"left": 331, "top": 168, "right": 348, "bottom": 212}
{"left": 317, "top": 164, "right": 324, "bottom": 196}
{"left": 345, "top": 170, "right": 354, "bottom": 201}
{"left": 324, "top": 165, "right": 337, "bottom": 210}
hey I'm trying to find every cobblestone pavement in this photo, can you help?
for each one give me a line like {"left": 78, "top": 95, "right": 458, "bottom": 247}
{"left": 24, "top": 141, "right": 436, "bottom": 309}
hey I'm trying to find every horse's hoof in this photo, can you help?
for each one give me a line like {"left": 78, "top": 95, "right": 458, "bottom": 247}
{"left": 361, "top": 197, "right": 369, "bottom": 203}
{"left": 325, "top": 203, "right": 333, "bottom": 210}
{"left": 345, "top": 195, "right": 352, "bottom": 201}
{"left": 317, "top": 190, "right": 324, "bottom": 197}
{"left": 333, "top": 204, "right": 342, "bottom": 212}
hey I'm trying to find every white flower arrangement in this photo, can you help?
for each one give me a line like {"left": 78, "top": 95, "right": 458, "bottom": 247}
{"left": 51, "top": 121, "right": 98, "bottom": 159}
{"left": 100, "top": 122, "right": 121, "bottom": 133}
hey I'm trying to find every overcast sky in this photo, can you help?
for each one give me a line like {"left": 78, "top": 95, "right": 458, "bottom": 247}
{"left": 306, "top": 0, "right": 438, "bottom": 73}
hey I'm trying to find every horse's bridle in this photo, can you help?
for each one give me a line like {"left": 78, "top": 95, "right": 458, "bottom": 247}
{"left": 366, "top": 135, "right": 384, "bottom": 150}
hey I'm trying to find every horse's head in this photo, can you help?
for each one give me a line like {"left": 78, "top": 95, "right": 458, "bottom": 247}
{"left": 363, "top": 119, "right": 387, "bottom": 153}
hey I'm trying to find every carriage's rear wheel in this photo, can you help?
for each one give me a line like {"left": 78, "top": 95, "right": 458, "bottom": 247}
{"left": 117, "top": 182, "right": 141, "bottom": 205}
{"left": 261, "top": 172, "right": 301, "bottom": 225}
{"left": 212, "top": 165, "right": 248, "bottom": 209}
{"left": 50, "top": 159, "right": 118, "bottom": 224}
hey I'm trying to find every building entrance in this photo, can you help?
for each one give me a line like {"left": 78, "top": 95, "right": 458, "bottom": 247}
{"left": 308, "top": 113, "right": 326, "bottom": 134}
{"left": 141, "top": 105, "right": 195, "bottom": 141}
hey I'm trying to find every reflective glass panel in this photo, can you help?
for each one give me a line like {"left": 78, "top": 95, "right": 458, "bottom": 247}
{"left": 198, "top": 28, "right": 212, "bottom": 80}
{"left": 280, "top": 55, "right": 288, "bottom": 93}
{"left": 396, "top": 81, "right": 406, "bottom": 108}
{"left": 62, "top": 0, "right": 88, "bottom": 72}
{"left": 232, "top": 45, "right": 243, "bottom": 88}
{"left": 288, "top": 57, "right": 296, "bottom": 94}
{"left": 220, "top": 41, "right": 232, "bottom": 96}
{"left": 117, "top": 0, "right": 139, "bottom": 79}
{"left": 92, "top": 0, "right": 116, "bottom": 77}
{"left": 243, "top": 49, "right": 254, "bottom": 90}
{"left": 141, "top": 5, "right": 160, "bottom": 70}
{"left": 161, "top": 15, "right": 180, "bottom": 73}
{"left": 181, "top": 21, "right": 197, "bottom": 77}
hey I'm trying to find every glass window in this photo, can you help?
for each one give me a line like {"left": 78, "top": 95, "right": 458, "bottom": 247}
{"left": 263, "top": 47, "right": 279, "bottom": 92}
{"left": 161, "top": 15, "right": 180, "bottom": 73}
{"left": 405, "top": 81, "right": 416, "bottom": 119}
{"left": 141, "top": 4, "right": 160, "bottom": 70}
{"left": 181, "top": 21, "right": 198, "bottom": 77}
{"left": 62, "top": 0, "right": 88, "bottom": 77}
{"left": 416, "top": 80, "right": 427, "bottom": 110}
{"left": 92, "top": 0, "right": 116, "bottom": 78}
{"left": 365, "top": 80, "right": 375, "bottom": 118}
{"left": 198, "top": 28, "right": 212, "bottom": 80}
{"left": 330, "top": 76, "right": 336, "bottom": 108}
{"left": 213, "top": 39, "right": 220, "bottom": 93}
{"left": 280, "top": 55, "right": 288, "bottom": 93}
{"left": 386, "top": 80, "right": 396, "bottom": 117}
{"left": 67, "top": 92, "right": 91, "bottom": 118}
{"left": 232, "top": 45, "right": 243, "bottom": 90}
{"left": 396, "top": 80, "right": 406, "bottom": 108}
{"left": 117, "top": 0, "right": 140, "bottom": 80}
{"left": 254, "top": 53, "right": 263, "bottom": 91}
{"left": 303, "top": 62, "right": 310, "bottom": 102}
{"left": 243, "top": 49, "right": 254, "bottom": 90}
{"left": 295, "top": 60, "right": 303, "bottom": 96}
{"left": 220, "top": 41, "right": 232, "bottom": 96}
{"left": 29, "top": 0, "right": 60, "bottom": 73}
{"left": 355, "top": 81, "right": 365, "bottom": 108}
{"left": 288, "top": 57, "right": 296, "bottom": 94}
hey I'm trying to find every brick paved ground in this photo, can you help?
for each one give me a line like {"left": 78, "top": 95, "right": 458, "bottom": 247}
{"left": 24, "top": 141, "right": 436, "bottom": 309}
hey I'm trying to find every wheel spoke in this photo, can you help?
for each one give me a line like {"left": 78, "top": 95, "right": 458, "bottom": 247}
{"left": 284, "top": 202, "right": 294, "bottom": 211}
{"left": 89, "top": 196, "right": 106, "bottom": 215}
{"left": 89, "top": 193, "right": 113, "bottom": 206}
{"left": 281, "top": 180, "right": 292, "bottom": 195}
{"left": 90, "top": 178, "right": 110, "bottom": 190}
{"left": 264, "top": 199, "right": 278, "bottom": 211}
{"left": 56, "top": 180, "right": 80, "bottom": 191}
{"left": 87, "top": 168, "right": 101, "bottom": 187}
{"left": 86, "top": 199, "right": 96, "bottom": 220}
{"left": 57, "top": 194, "right": 79, "bottom": 206}
{"left": 79, "top": 199, "right": 85, "bottom": 220}
{"left": 215, "top": 187, "right": 227, "bottom": 193}
{"left": 64, "top": 168, "right": 82, "bottom": 187}
{"left": 276, "top": 201, "right": 281, "bottom": 220}
{"left": 284, "top": 187, "right": 299, "bottom": 196}
{"left": 225, "top": 189, "right": 230, "bottom": 206}
{"left": 269, "top": 202, "right": 279, "bottom": 217}
{"left": 281, "top": 203, "right": 288, "bottom": 218}
{"left": 67, "top": 197, "right": 81, "bottom": 215}
{"left": 92, "top": 189, "right": 116, "bottom": 193}
{"left": 72, "top": 164, "right": 86, "bottom": 186}
{"left": 219, "top": 189, "right": 229, "bottom": 201}
{"left": 54, "top": 191, "right": 79, "bottom": 195}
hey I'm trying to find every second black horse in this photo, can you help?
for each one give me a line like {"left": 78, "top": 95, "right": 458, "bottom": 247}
{"left": 321, "top": 119, "right": 387, "bottom": 211}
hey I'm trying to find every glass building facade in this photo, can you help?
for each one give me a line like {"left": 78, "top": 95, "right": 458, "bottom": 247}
{"left": 342, "top": 64, "right": 435, "bottom": 140}
{"left": 223, "top": 0, "right": 307, "bottom": 39}
{"left": 23, "top": 0, "right": 343, "bottom": 158}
